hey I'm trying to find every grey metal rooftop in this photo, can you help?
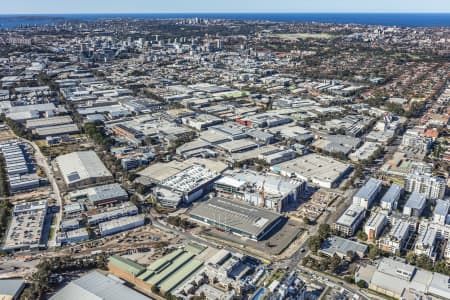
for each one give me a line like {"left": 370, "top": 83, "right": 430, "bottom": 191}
{"left": 354, "top": 178, "right": 382, "bottom": 200}
{"left": 189, "top": 197, "right": 282, "bottom": 237}
{"left": 320, "top": 235, "right": 368, "bottom": 257}
{"left": 404, "top": 192, "right": 426, "bottom": 210}
{"left": 380, "top": 183, "right": 403, "bottom": 205}
{"left": 335, "top": 204, "right": 365, "bottom": 227}
{"left": 50, "top": 271, "right": 152, "bottom": 300}
{"left": 434, "top": 199, "right": 450, "bottom": 217}
{"left": 55, "top": 151, "right": 112, "bottom": 185}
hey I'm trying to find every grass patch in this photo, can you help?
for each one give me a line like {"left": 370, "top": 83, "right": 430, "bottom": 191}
{"left": 51, "top": 214, "right": 57, "bottom": 225}
{"left": 49, "top": 227, "right": 56, "bottom": 240}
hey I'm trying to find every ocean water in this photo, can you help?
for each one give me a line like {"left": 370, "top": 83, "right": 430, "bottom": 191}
{"left": 0, "top": 13, "right": 449, "bottom": 29}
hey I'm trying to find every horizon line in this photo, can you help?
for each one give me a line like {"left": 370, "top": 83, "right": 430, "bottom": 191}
{"left": 2, "top": 11, "right": 450, "bottom": 15}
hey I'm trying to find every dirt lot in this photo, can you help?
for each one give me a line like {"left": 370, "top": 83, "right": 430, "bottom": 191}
{"left": 0, "top": 129, "right": 16, "bottom": 142}
{"left": 54, "top": 224, "right": 181, "bottom": 257}
{"left": 10, "top": 187, "right": 52, "bottom": 204}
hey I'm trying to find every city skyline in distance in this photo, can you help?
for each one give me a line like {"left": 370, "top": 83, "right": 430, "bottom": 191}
{"left": 2, "top": 0, "right": 450, "bottom": 14}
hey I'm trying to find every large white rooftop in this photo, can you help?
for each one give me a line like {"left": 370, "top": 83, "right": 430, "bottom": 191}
{"left": 55, "top": 151, "right": 112, "bottom": 186}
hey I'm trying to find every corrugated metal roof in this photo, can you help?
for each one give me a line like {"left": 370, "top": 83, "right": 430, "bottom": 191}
{"left": 146, "top": 252, "right": 194, "bottom": 286}
{"left": 147, "top": 249, "right": 184, "bottom": 272}
{"left": 108, "top": 255, "right": 145, "bottom": 276}
{"left": 0, "top": 279, "right": 25, "bottom": 297}
{"left": 50, "top": 271, "right": 151, "bottom": 300}
{"left": 159, "top": 259, "right": 203, "bottom": 293}
{"left": 55, "top": 151, "right": 112, "bottom": 185}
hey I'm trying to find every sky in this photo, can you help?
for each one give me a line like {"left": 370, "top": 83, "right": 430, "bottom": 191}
{"left": 1, "top": 0, "right": 449, "bottom": 14}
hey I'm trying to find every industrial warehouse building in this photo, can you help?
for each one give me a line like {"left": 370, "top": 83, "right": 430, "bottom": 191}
{"left": 99, "top": 214, "right": 145, "bottom": 236}
{"left": 34, "top": 123, "right": 80, "bottom": 137}
{"left": 108, "top": 249, "right": 204, "bottom": 296}
{"left": 0, "top": 141, "right": 41, "bottom": 194}
{"left": 139, "top": 158, "right": 226, "bottom": 207}
{"left": 356, "top": 258, "right": 450, "bottom": 300}
{"left": 26, "top": 115, "right": 80, "bottom": 137}
{"left": 50, "top": 271, "right": 151, "bottom": 300}
{"left": 25, "top": 115, "right": 74, "bottom": 129}
{"left": 68, "top": 183, "right": 128, "bottom": 206}
{"left": 189, "top": 197, "right": 283, "bottom": 241}
{"left": 271, "top": 153, "right": 351, "bottom": 188}
{"left": 55, "top": 151, "right": 113, "bottom": 189}
{"left": 87, "top": 202, "right": 139, "bottom": 226}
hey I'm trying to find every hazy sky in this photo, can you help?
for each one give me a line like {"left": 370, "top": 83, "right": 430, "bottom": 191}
{"left": 2, "top": 0, "right": 449, "bottom": 14}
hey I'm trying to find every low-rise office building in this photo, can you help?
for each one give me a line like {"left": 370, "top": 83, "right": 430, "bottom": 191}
{"left": 379, "top": 220, "right": 413, "bottom": 254}
{"left": 434, "top": 199, "right": 450, "bottom": 225}
{"left": 333, "top": 204, "right": 366, "bottom": 237}
{"left": 353, "top": 178, "right": 382, "bottom": 209}
{"left": 364, "top": 212, "right": 387, "bottom": 241}
{"left": 403, "top": 192, "right": 427, "bottom": 217}
{"left": 414, "top": 226, "right": 437, "bottom": 257}
{"left": 320, "top": 235, "right": 368, "bottom": 259}
{"left": 380, "top": 183, "right": 403, "bottom": 211}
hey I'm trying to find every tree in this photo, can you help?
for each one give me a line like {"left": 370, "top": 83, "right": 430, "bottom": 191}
{"left": 130, "top": 194, "right": 140, "bottom": 206}
{"left": 167, "top": 216, "right": 181, "bottom": 227}
{"left": 84, "top": 120, "right": 113, "bottom": 149}
{"left": 416, "top": 254, "right": 433, "bottom": 270}
{"left": 368, "top": 246, "right": 381, "bottom": 260}
{"left": 329, "top": 254, "right": 342, "bottom": 273}
{"left": 357, "top": 280, "right": 368, "bottom": 289}
{"left": 344, "top": 275, "right": 354, "bottom": 284}
{"left": 319, "top": 258, "right": 330, "bottom": 271}
{"left": 307, "top": 236, "right": 322, "bottom": 253}
{"left": 318, "top": 224, "right": 331, "bottom": 240}
{"left": 303, "top": 216, "right": 312, "bottom": 225}
{"left": 346, "top": 250, "right": 356, "bottom": 262}
{"left": 406, "top": 252, "right": 417, "bottom": 265}
{"left": 356, "top": 230, "right": 368, "bottom": 241}
{"left": 434, "top": 260, "right": 450, "bottom": 276}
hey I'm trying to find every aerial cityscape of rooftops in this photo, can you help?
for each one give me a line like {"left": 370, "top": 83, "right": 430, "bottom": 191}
{"left": 0, "top": 1, "right": 449, "bottom": 300}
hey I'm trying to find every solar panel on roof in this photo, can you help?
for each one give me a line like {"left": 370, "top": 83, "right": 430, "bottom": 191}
{"left": 67, "top": 172, "right": 81, "bottom": 182}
